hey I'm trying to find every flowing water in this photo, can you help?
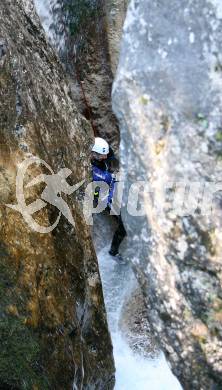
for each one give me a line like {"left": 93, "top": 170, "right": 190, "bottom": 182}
{"left": 93, "top": 214, "right": 182, "bottom": 390}
{"left": 33, "top": 2, "right": 182, "bottom": 387}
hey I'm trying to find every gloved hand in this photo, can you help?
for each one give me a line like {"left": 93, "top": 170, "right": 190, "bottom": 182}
{"left": 93, "top": 186, "right": 100, "bottom": 208}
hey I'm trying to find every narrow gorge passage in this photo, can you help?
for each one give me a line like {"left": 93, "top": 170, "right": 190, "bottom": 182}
{"left": 33, "top": 1, "right": 182, "bottom": 388}
{"left": 93, "top": 214, "right": 182, "bottom": 389}
{"left": 32, "top": 0, "right": 184, "bottom": 390}
{"left": 1, "top": 0, "right": 221, "bottom": 388}
{"left": 32, "top": 0, "right": 222, "bottom": 390}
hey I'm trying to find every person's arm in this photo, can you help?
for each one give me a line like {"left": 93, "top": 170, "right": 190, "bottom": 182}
{"left": 92, "top": 166, "right": 112, "bottom": 185}
{"left": 92, "top": 165, "right": 116, "bottom": 207}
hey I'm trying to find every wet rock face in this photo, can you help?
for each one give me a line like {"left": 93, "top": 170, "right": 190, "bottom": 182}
{"left": 119, "top": 287, "right": 159, "bottom": 358}
{"left": 113, "top": 0, "right": 222, "bottom": 388}
{"left": 0, "top": 0, "right": 115, "bottom": 388}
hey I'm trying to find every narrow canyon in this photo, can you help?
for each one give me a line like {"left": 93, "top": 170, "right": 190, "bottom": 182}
{"left": 0, "top": 0, "right": 222, "bottom": 389}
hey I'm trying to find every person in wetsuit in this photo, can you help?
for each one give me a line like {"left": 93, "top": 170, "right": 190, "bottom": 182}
{"left": 91, "top": 137, "right": 126, "bottom": 261}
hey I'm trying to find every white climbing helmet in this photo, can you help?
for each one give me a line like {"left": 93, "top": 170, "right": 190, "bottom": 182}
{"left": 92, "top": 137, "right": 109, "bottom": 155}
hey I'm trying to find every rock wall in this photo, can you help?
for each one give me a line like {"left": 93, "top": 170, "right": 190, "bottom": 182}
{"left": 35, "top": 0, "right": 127, "bottom": 152}
{"left": 0, "top": 0, "right": 115, "bottom": 388}
{"left": 63, "top": 0, "right": 122, "bottom": 151}
{"left": 104, "top": 0, "right": 128, "bottom": 75}
{"left": 113, "top": 0, "right": 222, "bottom": 389}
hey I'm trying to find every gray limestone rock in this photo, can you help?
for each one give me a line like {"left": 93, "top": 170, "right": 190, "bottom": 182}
{"left": 113, "top": 0, "right": 222, "bottom": 388}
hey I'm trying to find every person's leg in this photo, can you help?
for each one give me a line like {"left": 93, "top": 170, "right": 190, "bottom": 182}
{"left": 109, "top": 214, "right": 127, "bottom": 255}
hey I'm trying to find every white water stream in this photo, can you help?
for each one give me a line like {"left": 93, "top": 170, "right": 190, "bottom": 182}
{"left": 33, "top": 2, "right": 183, "bottom": 388}
{"left": 94, "top": 215, "right": 182, "bottom": 390}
